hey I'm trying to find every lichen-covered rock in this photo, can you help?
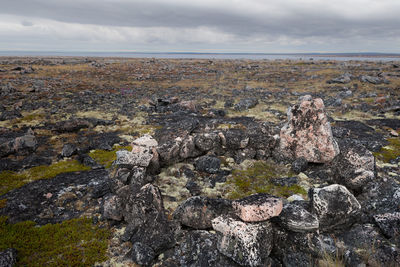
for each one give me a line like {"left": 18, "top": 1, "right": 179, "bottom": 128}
{"left": 332, "top": 139, "right": 375, "bottom": 191}
{"left": 311, "top": 184, "right": 361, "bottom": 231}
{"left": 194, "top": 155, "right": 221, "bottom": 174}
{"left": 174, "top": 230, "right": 239, "bottom": 267}
{"left": 102, "top": 195, "right": 123, "bottom": 221}
{"left": 128, "top": 242, "right": 155, "bottom": 266}
{"left": 278, "top": 203, "right": 319, "bottom": 232}
{"left": 123, "top": 184, "right": 175, "bottom": 253}
{"left": 212, "top": 215, "right": 273, "bottom": 267}
{"left": 280, "top": 95, "right": 339, "bottom": 163}
{"left": 115, "top": 135, "right": 158, "bottom": 168}
{"left": 0, "top": 248, "right": 17, "bottom": 267}
{"left": 373, "top": 212, "right": 400, "bottom": 238}
{"left": 173, "top": 196, "right": 232, "bottom": 229}
{"left": 232, "top": 193, "right": 283, "bottom": 222}
{"left": 194, "top": 132, "right": 221, "bottom": 152}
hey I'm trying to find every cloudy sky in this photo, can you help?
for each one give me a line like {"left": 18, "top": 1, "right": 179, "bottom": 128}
{"left": 1, "top": 0, "right": 400, "bottom": 53}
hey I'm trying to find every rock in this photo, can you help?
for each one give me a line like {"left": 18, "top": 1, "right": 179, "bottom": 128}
{"left": 132, "top": 134, "right": 158, "bottom": 148}
{"left": 194, "top": 156, "right": 221, "bottom": 174}
{"left": 360, "top": 75, "right": 388, "bottom": 84}
{"left": 224, "top": 129, "right": 249, "bottom": 150}
{"left": 234, "top": 98, "right": 259, "bottom": 111}
{"left": 0, "top": 83, "right": 16, "bottom": 97}
{"left": 102, "top": 195, "right": 123, "bottom": 221}
{"left": 212, "top": 215, "right": 273, "bottom": 267}
{"left": 332, "top": 139, "right": 375, "bottom": 192}
{"left": 115, "top": 145, "right": 153, "bottom": 168}
{"left": 280, "top": 95, "right": 339, "bottom": 163}
{"left": 278, "top": 203, "right": 319, "bottom": 232}
{"left": 0, "top": 110, "right": 22, "bottom": 121}
{"left": 128, "top": 242, "right": 155, "bottom": 266}
{"left": 194, "top": 133, "right": 220, "bottom": 152}
{"left": 123, "top": 184, "right": 175, "bottom": 253}
{"left": 373, "top": 212, "right": 400, "bottom": 238}
{"left": 54, "top": 119, "right": 91, "bottom": 133}
{"left": 311, "top": 184, "right": 361, "bottom": 231}
{"left": 291, "top": 157, "right": 308, "bottom": 174}
{"left": 61, "top": 143, "right": 77, "bottom": 157}
{"left": 0, "top": 132, "right": 38, "bottom": 157}
{"left": 157, "top": 139, "right": 181, "bottom": 166}
{"left": 178, "top": 100, "right": 198, "bottom": 112}
{"left": 232, "top": 193, "right": 283, "bottom": 222}
{"left": 174, "top": 230, "right": 239, "bottom": 267}
{"left": 173, "top": 196, "right": 232, "bottom": 229}
{"left": 78, "top": 154, "right": 102, "bottom": 169}
{"left": 179, "top": 135, "right": 201, "bottom": 159}
{"left": 0, "top": 248, "right": 17, "bottom": 267}
{"left": 327, "top": 73, "right": 352, "bottom": 84}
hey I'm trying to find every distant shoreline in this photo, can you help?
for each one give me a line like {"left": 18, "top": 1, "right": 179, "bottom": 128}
{"left": 1, "top": 51, "right": 400, "bottom": 61}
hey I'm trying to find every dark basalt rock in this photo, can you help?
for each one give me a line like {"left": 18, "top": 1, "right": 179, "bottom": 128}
{"left": 234, "top": 98, "right": 259, "bottom": 111}
{"left": 0, "top": 248, "right": 17, "bottom": 267}
{"left": 194, "top": 155, "right": 221, "bottom": 174}
{"left": 128, "top": 242, "right": 155, "bottom": 266}
{"left": 61, "top": 143, "right": 77, "bottom": 157}
{"left": 173, "top": 196, "right": 232, "bottom": 229}
{"left": 0, "top": 169, "right": 110, "bottom": 224}
{"left": 173, "top": 230, "right": 240, "bottom": 267}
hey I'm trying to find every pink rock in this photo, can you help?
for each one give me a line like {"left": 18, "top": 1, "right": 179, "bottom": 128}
{"left": 280, "top": 95, "right": 339, "bottom": 163}
{"left": 232, "top": 193, "right": 283, "bottom": 222}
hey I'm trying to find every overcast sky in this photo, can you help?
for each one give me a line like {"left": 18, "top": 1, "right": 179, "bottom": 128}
{"left": 1, "top": 0, "right": 400, "bottom": 53}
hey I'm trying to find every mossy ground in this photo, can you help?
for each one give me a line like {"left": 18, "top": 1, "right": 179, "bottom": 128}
{"left": 89, "top": 145, "right": 132, "bottom": 169}
{"left": 226, "top": 160, "right": 307, "bottom": 199}
{"left": 0, "top": 216, "right": 110, "bottom": 266}
{"left": 0, "top": 160, "right": 91, "bottom": 196}
{"left": 373, "top": 138, "right": 400, "bottom": 163}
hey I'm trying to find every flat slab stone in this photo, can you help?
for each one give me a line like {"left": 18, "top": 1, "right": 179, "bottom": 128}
{"left": 232, "top": 193, "right": 283, "bottom": 222}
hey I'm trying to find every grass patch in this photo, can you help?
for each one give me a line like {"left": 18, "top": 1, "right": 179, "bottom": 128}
{"left": 0, "top": 199, "right": 6, "bottom": 209}
{"left": 373, "top": 137, "right": 400, "bottom": 163}
{"left": 0, "top": 160, "right": 91, "bottom": 196}
{"left": 226, "top": 160, "right": 307, "bottom": 199}
{"left": 89, "top": 145, "right": 132, "bottom": 169}
{"left": 0, "top": 216, "right": 110, "bottom": 266}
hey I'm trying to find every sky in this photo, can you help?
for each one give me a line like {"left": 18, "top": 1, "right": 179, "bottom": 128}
{"left": 1, "top": 0, "right": 400, "bottom": 53}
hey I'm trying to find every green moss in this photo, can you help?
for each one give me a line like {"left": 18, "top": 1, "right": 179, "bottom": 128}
{"left": 0, "top": 216, "right": 110, "bottom": 266}
{"left": 89, "top": 145, "right": 132, "bottom": 168}
{"left": 226, "top": 160, "right": 307, "bottom": 199}
{"left": 372, "top": 138, "right": 400, "bottom": 163}
{"left": 0, "top": 160, "right": 91, "bottom": 196}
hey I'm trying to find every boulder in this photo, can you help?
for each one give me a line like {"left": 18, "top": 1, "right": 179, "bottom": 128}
{"left": 0, "top": 248, "right": 17, "bottom": 267}
{"left": 280, "top": 95, "right": 339, "bottom": 163}
{"left": 174, "top": 230, "right": 239, "bottom": 267}
{"left": 212, "top": 215, "right": 273, "bottom": 267}
{"left": 102, "top": 195, "right": 123, "bottom": 221}
{"left": 194, "top": 133, "right": 221, "bottom": 152}
{"left": 232, "top": 193, "right": 283, "bottom": 222}
{"left": 332, "top": 139, "right": 375, "bottom": 191}
{"left": 194, "top": 155, "right": 221, "bottom": 174}
{"left": 278, "top": 203, "right": 319, "bottom": 232}
{"left": 123, "top": 184, "right": 175, "bottom": 253}
{"left": 234, "top": 98, "right": 259, "bottom": 111}
{"left": 291, "top": 157, "right": 308, "bottom": 174}
{"left": 128, "top": 242, "right": 155, "bottom": 266}
{"left": 311, "top": 184, "right": 361, "bottom": 231}
{"left": 373, "top": 212, "right": 400, "bottom": 238}
{"left": 61, "top": 143, "right": 77, "bottom": 157}
{"left": 173, "top": 196, "right": 232, "bottom": 229}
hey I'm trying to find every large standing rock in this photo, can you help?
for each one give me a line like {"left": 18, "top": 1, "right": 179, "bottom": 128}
{"left": 332, "top": 139, "right": 375, "bottom": 191}
{"left": 123, "top": 184, "right": 175, "bottom": 253}
{"left": 311, "top": 184, "right": 361, "bottom": 231}
{"left": 280, "top": 95, "right": 339, "bottom": 163}
{"left": 232, "top": 193, "right": 283, "bottom": 222}
{"left": 212, "top": 215, "right": 273, "bottom": 267}
{"left": 173, "top": 196, "right": 232, "bottom": 229}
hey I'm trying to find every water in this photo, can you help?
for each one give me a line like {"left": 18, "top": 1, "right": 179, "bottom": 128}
{"left": 0, "top": 51, "right": 399, "bottom": 62}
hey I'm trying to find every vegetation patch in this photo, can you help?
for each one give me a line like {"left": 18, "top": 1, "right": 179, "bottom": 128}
{"left": 0, "top": 160, "right": 91, "bottom": 196}
{"left": 226, "top": 160, "right": 307, "bottom": 199}
{"left": 0, "top": 216, "right": 110, "bottom": 266}
{"left": 373, "top": 137, "right": 400, "bottom": 163}
{"left": 89, "top": 145, "right": 132, "bottom": 169}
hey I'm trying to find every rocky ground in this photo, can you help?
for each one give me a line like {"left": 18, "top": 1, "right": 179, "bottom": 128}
{"left": 0, "top": 57, "right": 399, "bottom": 266}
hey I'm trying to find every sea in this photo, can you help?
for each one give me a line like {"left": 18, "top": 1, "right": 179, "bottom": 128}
{"left": 0, "top": 51, "right": 400, "bottom": 62}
